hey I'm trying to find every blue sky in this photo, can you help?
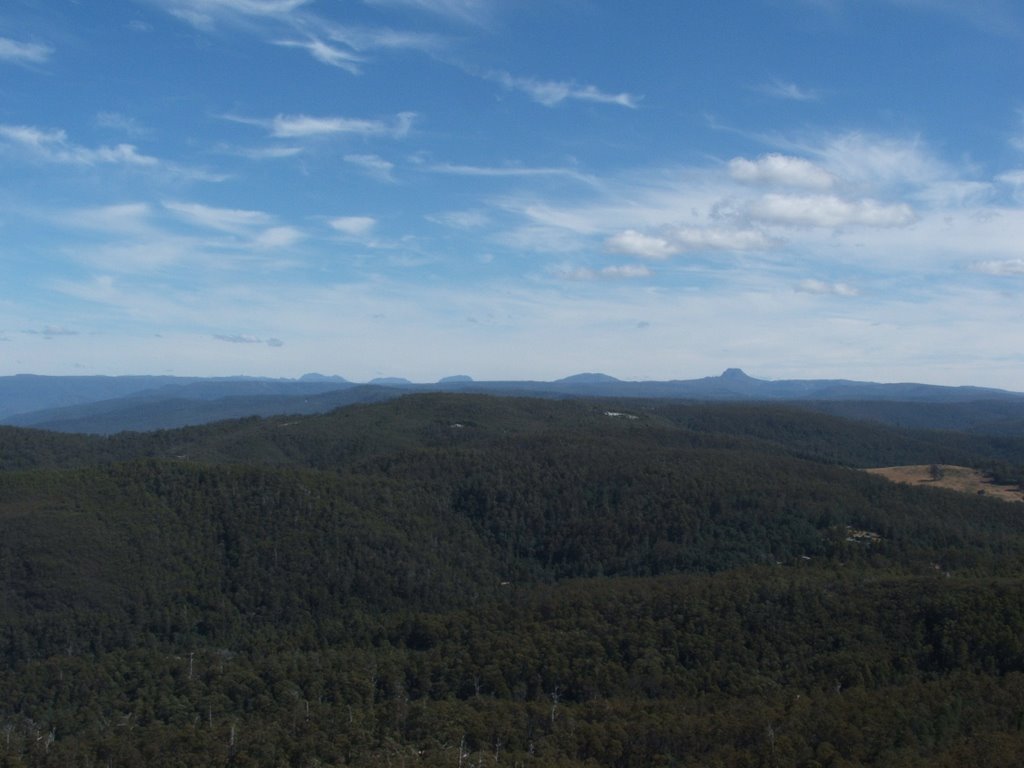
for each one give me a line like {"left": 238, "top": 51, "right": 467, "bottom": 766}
{"left": 2, "top": 0, "right": 1024, "bottom": 386}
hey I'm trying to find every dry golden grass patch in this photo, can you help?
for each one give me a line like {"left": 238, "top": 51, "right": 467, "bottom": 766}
{"left": 866, "top": 464, "right": 1024, "bottom": 503}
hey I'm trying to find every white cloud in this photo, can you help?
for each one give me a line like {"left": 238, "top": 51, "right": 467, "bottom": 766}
{"left": 95, "top": 112, "right": 148, "bottom": 136}
{"left": 161, "top": 201, "right": 304, "bottom": 249}
{"left": 750, "top": 193, "right": 915, "bottom": 228}
{"left": 879, "top": 0, "right": 1023, "bottom": 37}
{"left": 812, "top": 132, "right": 946, "bottom": 190}
{"left": 214, "top": 333, "right": 284, "bottom": 346}
{"left": 0, "top": 124, "right": 159, "bottom": 167}
{"left": 53, "top": 275, "right": 120, "bottom": 305}
{"left": 514, "top": 204, "right": 608, "bottom": 235}
{"left": 159, "top": 0, "right": 309, "bottom": 29}
{"left": 362, "top": 0, "right": 493, "bottom": 24}
{"left": 997, "top": 170, "right": 1024, "bottom": 186}
{"left": 330, "top": 216, "right": 377, "bottom": 236}
{"left": 549, "top": 263, "right": 652, "bottom": 281}
{"left": 52, "top": 199, "right": 305, "bottom": 276}
{"left": 497, "top": 226, "right": 586, "bottom": 253}
{"left": 795, "top": 278, "right": 859, "bottom": 296}
{"left": 323, "top": 24, "right": 444, "bottom": 53}
{"left": 758, "top": 78, "right": 819, "bottom": 101}
{"left": 62, "top": 203, "right": 154, "bottom": 234}
{"left": 344, "top": 153, "right": 395, "bottom": 181}
{"left": 601, "top": 264, "right": 651, "bottom": 279}
{"left": 254, "top": 226, "right": 304, "bottom": 248}
{"left": 605, "top": 230, "right": 678, "bottom": 260}
{"left": 670, "top": 226, "right": 774, "bottom": 251}
{"left": 425, "top": 161, "right": 598, "bottom": 187}
{"left": 548, "top": 263, "right": 596, "bottom": 281}
{"left": 912, "top": 180, "right": 993, "bottom": 207}
{"left": 729, "top": 153, "right": 834, "bottom": 189}
{"left": 163, "top": 201, "right": 271, "bottom": 232}
{"left": 972, "top": 259, "right": 1024, "bottom": 276}
{"left": 489, "top": 71, "right": 639, "bottom": 109}
{"left": 232, "top": 145, "right": 304, "bottom": 159}
{"left": 273, "top": 38, "right": 363, "bottom": 72}
{"left": 0, "top": 37, "right": 54, "bottom": 64}
{"left": 427, "top": 210, "right": 490, "bottom": 229}
{"left": 227, "top": 112, "right": 416, "bottom": 139}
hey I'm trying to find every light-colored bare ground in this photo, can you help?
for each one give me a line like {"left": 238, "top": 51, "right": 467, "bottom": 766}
{"left": 866, "top": 464, "right": 1024, "bottom": 503}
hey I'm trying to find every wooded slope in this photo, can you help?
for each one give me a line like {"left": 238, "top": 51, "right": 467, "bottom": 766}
{"left": 3, "top": 395, "right": 1024, "bottom": 766}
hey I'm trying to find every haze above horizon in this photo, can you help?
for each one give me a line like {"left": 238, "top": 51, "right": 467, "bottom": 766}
{"left": 3, "top": 1, "right": 1024, "bottom": 388}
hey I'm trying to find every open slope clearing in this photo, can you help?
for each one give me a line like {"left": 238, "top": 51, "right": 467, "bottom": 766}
{"left": 866, "top": 464, "right": 1024, "bottom": 503}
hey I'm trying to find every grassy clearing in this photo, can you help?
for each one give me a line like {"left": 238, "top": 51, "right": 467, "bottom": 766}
{"left": 866, "top": 464, "right": 1024, "bottom": 503}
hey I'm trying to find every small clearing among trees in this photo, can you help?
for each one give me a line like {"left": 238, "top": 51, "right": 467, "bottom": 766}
{"left": 866, "top": 464, "right": 1024, "bottom": 503}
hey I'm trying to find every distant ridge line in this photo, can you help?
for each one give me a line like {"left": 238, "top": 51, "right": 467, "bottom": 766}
{"left": 2, "top": 368, "right": 1023, "bottom": 434}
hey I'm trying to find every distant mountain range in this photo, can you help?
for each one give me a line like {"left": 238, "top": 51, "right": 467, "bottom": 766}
{"left": 2, "top": 368, "right": 1023, "bottom": 435}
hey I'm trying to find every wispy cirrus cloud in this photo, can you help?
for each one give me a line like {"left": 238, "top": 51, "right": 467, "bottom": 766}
{"left": 424, "top": 161, "right": 598, "bottom": 186}
{"left": 0, "top": 123, "right": 224, "bottom": 181}
{"left": 671, "top": 226, "right": 775, "bottom": 251}
{"left": 95, "top": 112, "right": 149, "bottom": 137}
{"left": 426, "top": 209, "right": 490, "bottom": 229}
{"left": 879, "top": 0, "right": 1023, "bottom": 38}
{"left": 0, "top": 124, "right": 159, "bottom": 167}
{"left": 808, "top": 132, "right": 947, "bottom": 191}
{"left": 24, "top": 325, "right": 79, "bottom": 338}
{"left": 0, "top": 37, "right": 53, "bottom": 65}
{"left": 758, "top": 78, "right": 820, "bottom": 101}
{"left": 972, "top": 259, "right": 1024, "bottom": 276}
{"left": 996, "top": 170, "right": 1024, "bottom": 186}
{"left": 272, "top": 37, "right": 364, "bottom": 72}
{"left": 228, "top": 145, "right": 305, "bottom": 159}
{"left": 163, "top": 200, "right": 304, "bottom": 248}
{"left": 601, "top": 264, "right": 652, "bottom": 279}
{"left": 344, "top": 153, "right": 396, "bottom": 181}
{"left": 605, "top": 226, "right": 774, "bottom": 259}
{"left": 489, "top": 70, "right": 640, "bottom": 109}
{"left": 795, "top": 278, "right": 859, "bottom": 296}
{"left": 163, "top": 200, "right": 271, "bottom": 232}
{"left": 362, "top": 0, "right": 494, "bottom": 25}
{"left": 214, "top": 333, "right": 284, "bottom": 346}
{"left": 50, "top": 199, "right": 304, "bottom": 280}
{"left": 548, "top": 263, "right": 651, "bottom": 281}
{"left": 61, "top": 202, "right": 155, "bottom": 235}
{"left": 254, "top": 226, "right": 304, "bottom": 248}
{"left": 1011, "top": 111, "right": 1024, "bottom": 152}
{"left": 224, "top": 112, "right": 416, "bottom": 138}
{"left": 319, "top": 23, "right": 444, "bottom": 52}
{"left": 155, "top": 0, "right": 309, "bottom": 30}
{"left": 150, "top": 0, "right": 446, "bottom": 73}
{"left": 749, "top": 193, "right": 915, "bottom": 228}
{"left": 330, "top": 216, "right": 377, "bottom": 236}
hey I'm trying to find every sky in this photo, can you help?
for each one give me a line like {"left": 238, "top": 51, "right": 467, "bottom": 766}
{"left": 2, "top": 0, "right": 1024, "bottom": 387}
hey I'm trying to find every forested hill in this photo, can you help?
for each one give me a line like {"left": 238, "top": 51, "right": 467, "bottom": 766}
{"left": 4, "top": 395, "right": 1024, "bottom": 766}
{"left": 5, "top": 393, "right": 1024, "bottom": 472}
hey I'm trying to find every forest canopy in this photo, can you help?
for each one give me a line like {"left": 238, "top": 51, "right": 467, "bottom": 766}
{"left": 3, "top": 394, "right": 1024, "bottom": 766}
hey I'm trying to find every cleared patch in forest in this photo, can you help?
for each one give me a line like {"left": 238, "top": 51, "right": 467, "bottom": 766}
{"left": 866, "top": 464, "right": 1024, "bottom": 503}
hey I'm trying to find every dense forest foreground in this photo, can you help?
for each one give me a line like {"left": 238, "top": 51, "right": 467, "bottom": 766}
{"left": 3, "top": 394, "right": 1024, "bottom": 766}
